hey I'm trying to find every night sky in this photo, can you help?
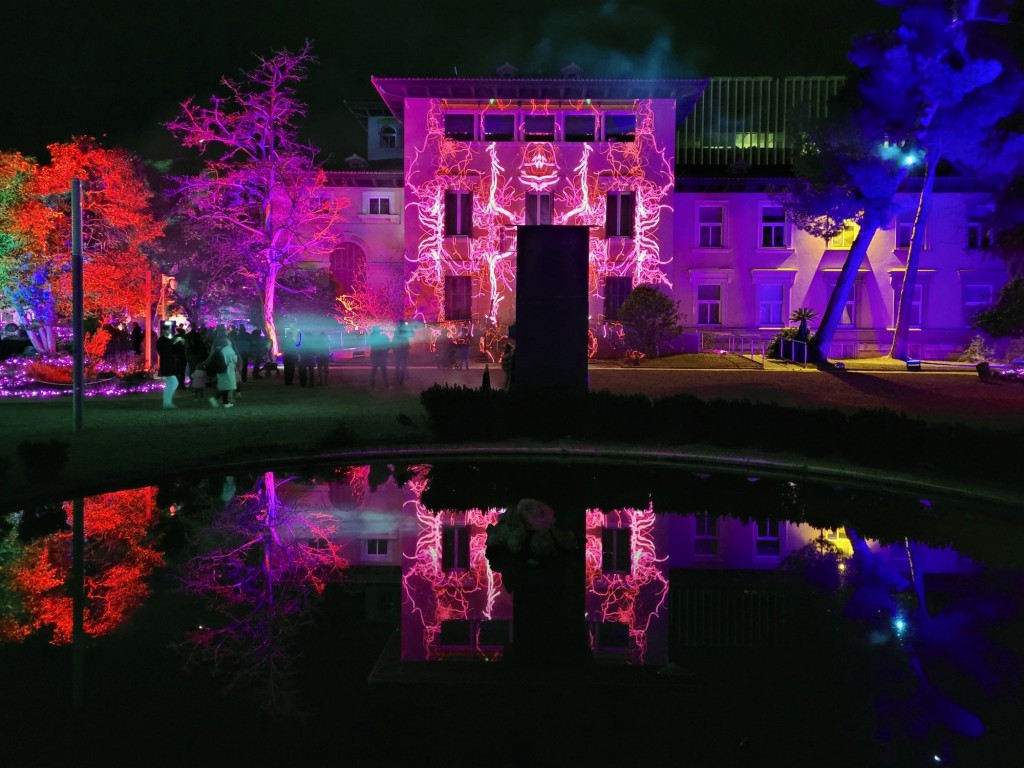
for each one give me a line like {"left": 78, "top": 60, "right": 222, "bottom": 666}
{"left": 3, "top": 0, "right": 900, "bottom": 168}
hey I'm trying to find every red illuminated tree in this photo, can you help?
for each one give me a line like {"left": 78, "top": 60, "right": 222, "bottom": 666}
{"left": 166, "top": 42, "right": 346, "bottom": 354}
{"left": 1, "top": 488, "right": 163, "bottom": 644}
{"left": 0, "top": 139, "right": 162, "bottom": 355}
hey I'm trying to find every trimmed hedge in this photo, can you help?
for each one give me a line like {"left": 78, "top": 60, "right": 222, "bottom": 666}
{"left": 420, "top": 384, "right": 1018, "bottom": 485}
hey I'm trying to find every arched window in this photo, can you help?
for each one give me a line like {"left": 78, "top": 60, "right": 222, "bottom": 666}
{"left": 379, "top": 124, "right": 398, "bottom": 150}
{"left": 330, "top": 243, "right": 366, "bottom": 294}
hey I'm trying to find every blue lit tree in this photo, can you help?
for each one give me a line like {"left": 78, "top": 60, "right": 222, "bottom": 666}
{"left": 772, "top": 98, "right": 907, "bottom": 364}
{"left": 852, "top": 1, "right": 1021, "bottom": 359}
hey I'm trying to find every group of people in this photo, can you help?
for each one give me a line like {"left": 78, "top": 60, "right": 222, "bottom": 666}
{"left": 367, "top": 321, "right": 413, "bottom": 390}
{"left": 280, "top": 329, "right": 333, "bottom": 387}
{"left": 156, "top": 322, "right": 267, "bottom": 409}
{"left": 155, "top": 318, "right": 514, "bottom": 407}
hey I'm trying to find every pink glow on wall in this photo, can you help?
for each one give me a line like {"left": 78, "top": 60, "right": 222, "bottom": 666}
{"left": 400, "top": 479, "right": 507, "bottom": 659}
{"left": 585, "top": 504, "right": 669, "bottom": 663}
{"left": 404, "top": 98, "right": 674, "bottom": 327}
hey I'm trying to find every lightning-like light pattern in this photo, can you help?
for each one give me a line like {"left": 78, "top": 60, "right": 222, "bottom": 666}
{"left": 400, "top": 481, "right": 507, "bottom": 660}
{"left": 404, "top": 98, "right": 675, "bottom": 335}
{"left": 585, "top": 504, "right": 669, "bottom": 663}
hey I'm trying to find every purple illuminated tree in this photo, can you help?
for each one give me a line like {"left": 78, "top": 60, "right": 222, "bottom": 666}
{"left": 166, "top": 42, "right": 345, "bottom": 354}
{"left": 179, "top": 471, "right": 347, "bottom": 711}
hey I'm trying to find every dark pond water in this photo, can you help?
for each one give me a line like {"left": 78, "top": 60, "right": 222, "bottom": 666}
{"left": 1, "top": 460, "right": 1022, "bottom": 767}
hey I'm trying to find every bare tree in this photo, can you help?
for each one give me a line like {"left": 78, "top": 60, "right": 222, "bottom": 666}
{"left": 166, "top": 42, "right": 346, "bottom": 353}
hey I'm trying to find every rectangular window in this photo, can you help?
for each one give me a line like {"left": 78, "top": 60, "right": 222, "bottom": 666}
{"left": 606, "top": 192, "right": 635, "bottom": 237}
{"left": 564, "top": 114, "right": 596, "bottom": 142}
{"left": 443, "top": 113, "right": 476, "bottom": 142}
{"left": 963, "top": 284, "right": 993, "bottom": 326}
{"left": 698, "top": 205, "right": 724, "bottom": 248}
{"left": 896, "top": 211, "right": 916, "bottom": 249}
{"left": 601, "top": 527, "right": 631, "bottom": 574}
{"left": 523, "top": 114, "right": 555, "bottom": 141}
{"left": 483, "top": 113, "right": 515, "bottom": 142}
{"left": 694, "top": 513, "right": 718, "bottom": 556}
{"left": 829, "top": 279, "right": 857, "bottom": 327}
{"left": 894, "top": 283, "right": 923, "bottom": 328}
{"left": 967, "top": 207, "right": 990, "bottom": 250}
{"left": 696, "top": 284, "right": 722, "bottom": 325}
{"left": 827, "top": 221, "right": 858, "bottom": 249}
{"left": 604, "top": 276, "right": 633, "bottom": 322}
{"left": 368, "top": 195, "right": 391, "bottom": 215}
{"left": 604, "top": 113, "right": 636, "bottom": 142}
{"left": 760, "top": 205, "right": 786, "bottom": 248}
{"left": 366, "top": 539, "right": 389, "bottom": 557}
{"left": 444, "top": 190, "right": 472, "bottom": 237}
{"left": 441, "top": 525, "right": 471, "bottom": 571}
{"left": 755, "top": 520, "right": 781, "bottom": 556}
{"left": 524, "top": 192, "right": 553, "bottom": 226}
{"left": 444, "top": 276, "right": 472, "bottom": 322}
{"left": 757, "top": 284, "right": 784, "bottom": 326}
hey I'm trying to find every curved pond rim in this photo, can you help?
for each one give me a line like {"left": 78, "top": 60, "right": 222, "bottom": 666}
{"left": 4, "top": 442, "right": 1021, "bottom": 514}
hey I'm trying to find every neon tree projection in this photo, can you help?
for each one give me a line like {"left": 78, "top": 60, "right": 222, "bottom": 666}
{"left": 404, "top": 99, "right": 674, "bottom": 328}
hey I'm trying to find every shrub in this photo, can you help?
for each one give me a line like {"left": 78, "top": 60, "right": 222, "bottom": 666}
{"left": 619, "top": 285, "right": 683, "bottom": 358}
{"left": 958, "top": 335, "right": 995, "bottom": 363}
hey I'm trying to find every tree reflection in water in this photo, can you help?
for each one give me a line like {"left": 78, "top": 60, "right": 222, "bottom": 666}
{"left": 1, "top": 487, "right": 162, "bottom": 643}
{"left": 178, "top": 471, "right": 347, "bottom": 711}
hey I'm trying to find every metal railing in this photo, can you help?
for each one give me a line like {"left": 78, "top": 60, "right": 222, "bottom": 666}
{"left": 699, "top": 331, "right": 767, "bottom": 366}
{"left": 779, "top": 338, "right": 809, "bottom": 368}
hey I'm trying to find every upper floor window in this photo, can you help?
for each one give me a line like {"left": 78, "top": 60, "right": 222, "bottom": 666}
{"left": 604, "top": 113, "right": 636, "bottom": 142}
{"left": 444, "top": 190, "right": 473, "bottom": 237}
{"left": 564, "top": 114, "right": 596, "bottom": 142}
{"left": 698, "top": 205, "right": 724, "bottom": 248}
{"left": 365, "top": 538, "right": 390, "bottom": 557}
{"left": 755, "top": 520, "right": 781, "bottom": 557}
{"left": 525, "top": 192, "right": 553, "bottom": 226}
{"left": 523, "top": 114, "right": 555, "bottom": 142}
{"left": 443, "top": 113, "right": 476, "bottom": 142}
{"left": 967, "top": 206, "right": 990, "bottom": 250}
{"left": 379, "top": 124, "right": 398, "bottom": 150}
{"left": 483, "top": 113, "right": 515, "bottom": 142}
{"left": 760, "top": 205, "right": 787, "bottom": 248}
{"left": 896, "top": 210, "right": 916, "bottom": 249}
{"left": 828, "top": 221, "right": 859, "bottom": 249}
{"left": 603, "top": 276, "right": 633, "bottom": 322}
{"left": 441, "top": 524, "right": 470, "bottom": 571}
{"left": 694, "top": 513, "right": 719, "bottom": 556}
{"left": 366, "top": 193, "right": 392, "bottom": 216}
{"left": 606, "top": 192, "right": 635, "bottom": 238}
{"left": 602, "top": 527, "right": 631, "bottom": 574}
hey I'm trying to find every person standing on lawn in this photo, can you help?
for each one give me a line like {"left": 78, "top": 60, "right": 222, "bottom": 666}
{"left": 208, "top": 335, "right": 239, "bottom": 408}
{"left": 156, "top": 323, "right": 185, "bottom": 409}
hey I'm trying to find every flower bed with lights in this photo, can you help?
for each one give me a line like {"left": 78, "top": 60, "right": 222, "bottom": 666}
{"left": 0, "top": 354, "right": 162, "bottom": 399}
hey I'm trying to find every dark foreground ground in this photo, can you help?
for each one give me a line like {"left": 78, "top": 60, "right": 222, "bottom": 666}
{"left": 2, "top": 358, "right": 1022, "bottom": 510}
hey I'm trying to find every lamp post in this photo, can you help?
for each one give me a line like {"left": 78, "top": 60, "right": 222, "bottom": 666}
{"left": 71, "top": 178, "right": 84, "bottom": 432}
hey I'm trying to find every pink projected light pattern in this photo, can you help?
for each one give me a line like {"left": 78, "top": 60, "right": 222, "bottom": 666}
{"left": 404, "top": 99, "right": 674, "bottom": 328}
{"left": 585, "top": 504, "right": 669, "bottom": 663}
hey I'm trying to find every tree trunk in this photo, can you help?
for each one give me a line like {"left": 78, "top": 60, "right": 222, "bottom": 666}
{"left": 14, "top": 306, "right": 57, "bottom": 355}
{"left": 810, "top": 218, "right": 883, "bottom": 364}
{"left": 263, "top": 262, "right": 280, "bottom": 357}
{"left": 890, "top": 156, "right": 938, "bottom": 360}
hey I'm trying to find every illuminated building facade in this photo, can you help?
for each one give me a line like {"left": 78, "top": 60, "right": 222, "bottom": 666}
{"left": 317, "top": 72, "right": 1008, "bottom": 360}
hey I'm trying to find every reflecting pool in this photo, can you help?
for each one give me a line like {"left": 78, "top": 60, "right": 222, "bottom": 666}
{"left": 2, "top": 461, "right": 1021, "bottom": 766}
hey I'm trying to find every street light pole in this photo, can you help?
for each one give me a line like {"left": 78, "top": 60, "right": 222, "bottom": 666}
{"left": 71, "top": 178, "right": 84, "bottom": 432}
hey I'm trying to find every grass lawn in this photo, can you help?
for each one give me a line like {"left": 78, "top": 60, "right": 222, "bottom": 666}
{"left": 1, "top": 359, "right": 1022, "bottom": 509}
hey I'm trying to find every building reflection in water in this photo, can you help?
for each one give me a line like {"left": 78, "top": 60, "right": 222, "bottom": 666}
{"left": 273, "top": 464, "right": 979, "bottom": 668}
